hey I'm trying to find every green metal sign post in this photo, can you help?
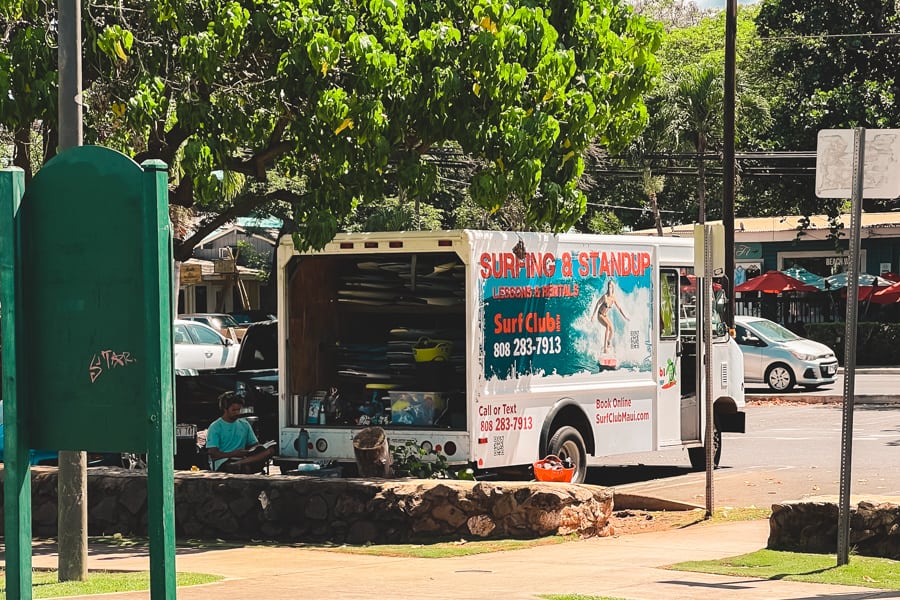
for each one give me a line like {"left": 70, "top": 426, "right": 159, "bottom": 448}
{"left": 1, "top": 146, "right": 175, "bottom": 599}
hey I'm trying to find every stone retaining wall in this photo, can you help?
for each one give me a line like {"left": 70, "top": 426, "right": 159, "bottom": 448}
{"left": 768, "top": 500, "right": 900, "bottom": 559}
{"left": 0, "top": 467, "right": 613, "bottom": 544}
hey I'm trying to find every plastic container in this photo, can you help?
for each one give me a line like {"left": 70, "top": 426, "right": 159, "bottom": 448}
{"left": 296, "top": 429, "right": 309, "bottom": 458}
{"left": 533, "top": 455, "right": 575, "bottom": 483}
{"left": 388, "top": 391, "right": 447, "bottom": 425}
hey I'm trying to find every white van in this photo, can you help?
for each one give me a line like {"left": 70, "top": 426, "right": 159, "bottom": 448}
{"left": 275, "top": 230, "right": 746, "bottom": 482}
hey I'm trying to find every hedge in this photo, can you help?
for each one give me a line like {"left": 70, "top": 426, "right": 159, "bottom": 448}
{"left": 804, "top": 322, "right": 900, "bottom": 366}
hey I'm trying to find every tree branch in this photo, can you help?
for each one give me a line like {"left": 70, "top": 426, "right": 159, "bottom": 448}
{"left": 174, "top": 190, "right": 282, "bottom": 261}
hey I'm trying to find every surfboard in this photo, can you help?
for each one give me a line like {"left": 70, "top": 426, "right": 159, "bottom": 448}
{"left": 598, "top": 355, "right": 619, "bottom": 370}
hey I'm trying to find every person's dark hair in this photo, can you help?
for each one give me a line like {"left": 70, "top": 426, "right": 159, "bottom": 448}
{"left": 218, "top": 391, "right": 244, "bottom": 412}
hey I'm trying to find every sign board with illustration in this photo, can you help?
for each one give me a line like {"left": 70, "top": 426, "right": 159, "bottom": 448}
{"left": 475, "top": 234, "right": 655, "bottom": 384}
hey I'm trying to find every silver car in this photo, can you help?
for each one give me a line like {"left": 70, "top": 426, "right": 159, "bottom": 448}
{"left": 734, "top": 315, "right": 838, "bottom": 392}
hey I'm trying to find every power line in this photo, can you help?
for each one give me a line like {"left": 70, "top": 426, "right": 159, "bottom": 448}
{"left": 761, "top": 31, "right": 900, "bottom": 41}
{"left": 587, "top": 201, "right": 678, "bottom": 214}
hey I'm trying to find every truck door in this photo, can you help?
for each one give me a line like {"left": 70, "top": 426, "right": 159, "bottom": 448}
{"left": 656, "top": 268, "right": 683, "bottom": 446}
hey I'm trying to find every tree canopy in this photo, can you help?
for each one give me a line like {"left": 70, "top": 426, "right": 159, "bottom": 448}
{"left": 755, "top": 0, "right": 900, "bottom": 215}
{"left": 1, "top": 0, "right": 662, "bottom": 257}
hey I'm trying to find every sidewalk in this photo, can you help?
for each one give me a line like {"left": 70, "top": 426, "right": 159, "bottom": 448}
{"left": 20, "top": 519, "right": 893, "bottom": 600}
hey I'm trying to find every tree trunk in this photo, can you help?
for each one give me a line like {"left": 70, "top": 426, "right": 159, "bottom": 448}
{"left": 352, "top": 427, "right": 392, "bottom": 478}
{"left": 649, "top": 192, "right": 663, "bottom": 236}
{"left": 13, "top": 126, "right": 33, "bottom": 182}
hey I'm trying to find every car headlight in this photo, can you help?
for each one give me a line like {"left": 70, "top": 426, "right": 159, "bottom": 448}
{"left": 789, "top": 350, "right": 817, "bottom": 361}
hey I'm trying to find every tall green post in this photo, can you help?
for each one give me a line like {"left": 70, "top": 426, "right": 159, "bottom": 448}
{"left": 1, "top": 167, "right": 32, "bottom": 599}
{"left": 1, "top": 147, "right": 176, "bottom": 598}
{"left": 142, "top": 159, "right": 177, "bottom": 596}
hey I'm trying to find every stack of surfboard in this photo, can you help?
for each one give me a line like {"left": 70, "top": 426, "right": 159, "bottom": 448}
{"left": 336, "top": 258, "right": 465, "bottom": 307}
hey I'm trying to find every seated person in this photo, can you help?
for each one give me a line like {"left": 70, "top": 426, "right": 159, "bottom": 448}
{"left": 207, "top": 392, "right": 275, "bottom": 474}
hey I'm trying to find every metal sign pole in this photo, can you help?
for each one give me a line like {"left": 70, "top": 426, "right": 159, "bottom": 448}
{"left": 836, "top": 127, "right": 865, "bottom": 566}
{"left": 703, "top": 225, "right": 715, "bottom": 517}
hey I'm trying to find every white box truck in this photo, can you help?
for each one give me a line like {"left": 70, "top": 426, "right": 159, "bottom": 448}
{"left": 275, "top": 230, "right": 745, "bottom": 482}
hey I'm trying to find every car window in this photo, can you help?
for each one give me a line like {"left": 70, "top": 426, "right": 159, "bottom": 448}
{"left": 216, "top": 314, "right": 240, "bottom": 328}
{"left": 735, "top": 324, "right": 755, "bottom": 346}
{"left": 746, "top": 319, "right": 800, "bottom": 343}
{"left": 187, "top": 323, "right": 224, "bottom": 345}
{"left": 173, "top": 324, "right": 192, "bottom": 345}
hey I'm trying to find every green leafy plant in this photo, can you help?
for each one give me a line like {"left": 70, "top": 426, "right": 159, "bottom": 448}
{"left": 390, "top": 441, "right": 476, "bottom": 479}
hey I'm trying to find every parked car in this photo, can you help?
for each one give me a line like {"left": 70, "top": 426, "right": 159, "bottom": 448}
{"left": 178, "top": 313, "right": 248, "bottom": 342}
{"left": 174, "top": 319, "right": 241, "bottom": 371}
{"left": 734, "top": 315, "right": 838, "bottom": 392}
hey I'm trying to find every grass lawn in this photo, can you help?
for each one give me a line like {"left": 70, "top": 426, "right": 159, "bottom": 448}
{"left": 670, "top": 549, "right": 900, "bottom": 590}
{"left": 325, "top": 534, "right": 580, "bottom": 558}
{"left": 0, "top": 570, "right": 221, "bottom": 599}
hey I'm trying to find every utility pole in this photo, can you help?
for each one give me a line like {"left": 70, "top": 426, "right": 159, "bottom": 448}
{"left": 723, "top": 0, "right": 737, "bottom": 329}
{"left": 57, "top": 0, "right": 88, "bottom": 582}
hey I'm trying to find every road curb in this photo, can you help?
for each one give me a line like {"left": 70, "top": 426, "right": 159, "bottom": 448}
{"left": 613, "top": 492, "right": 704, "bottom": 512}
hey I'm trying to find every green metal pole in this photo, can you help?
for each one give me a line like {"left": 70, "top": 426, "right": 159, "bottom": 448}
{"left": 1, "top": 167, "right": 32, "bottom": 600}
{"left": 142, "top": 159, "right": 177, "bottom": 598}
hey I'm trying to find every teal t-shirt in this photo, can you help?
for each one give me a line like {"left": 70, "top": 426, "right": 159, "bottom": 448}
{"left": 207, "top": 418, "right": 258, "bottom": 471}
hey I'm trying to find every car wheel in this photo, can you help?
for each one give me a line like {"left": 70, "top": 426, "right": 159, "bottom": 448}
{"left": 765, "top": 363, "right": 795, "bottom": 392}
{"left": 547, "top": 426, "right": 587, "bottom": 484}
{"left": 688, "top": 427, "right": 721, "bottom": 471}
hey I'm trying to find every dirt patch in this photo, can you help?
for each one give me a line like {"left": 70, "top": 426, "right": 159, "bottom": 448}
{"left": 607, "top": 509, "right": 704, "bottom": 535}
{"left": 608, "top": 506, "right": 772, "bottom": 536}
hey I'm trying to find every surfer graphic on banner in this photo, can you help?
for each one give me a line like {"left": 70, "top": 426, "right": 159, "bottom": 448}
{"left": 592, "top": 279, "right": 630, "bottom": 369}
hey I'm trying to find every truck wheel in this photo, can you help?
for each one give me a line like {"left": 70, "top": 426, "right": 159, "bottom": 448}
{"left": 688, "top": 428, "right": 721, "bottom": 471}
{"left": 547, "top": 426, "right": 587, "bottom": 484}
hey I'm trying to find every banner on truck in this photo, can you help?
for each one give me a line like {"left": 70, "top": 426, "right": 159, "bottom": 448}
{"left": 477, "top": 236, "right": 654, "bottom": 381}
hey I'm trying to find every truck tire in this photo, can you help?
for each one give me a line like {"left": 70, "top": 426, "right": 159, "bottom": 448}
{"left": 547, "top": 426, "right": 587, "bottom": 484}
{"left": 688, "top": 428, "right": 721, "bottom": 471}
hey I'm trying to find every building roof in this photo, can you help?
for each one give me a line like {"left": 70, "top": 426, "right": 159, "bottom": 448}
{"left": 182, "top": 257, "right": 262, "bottom": 280}
{"left": 629, "top": 211, "right": 900, "bottom": 242}
{"left": 199, "top": 224, "right": 277, "bottom": 247}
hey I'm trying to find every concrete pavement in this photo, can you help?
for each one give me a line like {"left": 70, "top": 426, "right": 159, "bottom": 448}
{"left": 10, "top": 369, "right": 900, "bottom": 599}
{"left": 20, "top": 518, "right": 897, "bottom": 600}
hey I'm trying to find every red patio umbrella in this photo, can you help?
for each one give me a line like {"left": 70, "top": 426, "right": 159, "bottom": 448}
{"left": 871, "top": 280, "right": 900, "bottom": 304}
{"left": 734, "top": 270, "right": 819, "bottom": 294}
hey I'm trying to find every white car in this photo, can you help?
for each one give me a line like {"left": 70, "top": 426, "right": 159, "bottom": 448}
{"left": 173, "top": 319, "right": 240, "bottom": 371}
{"left": 734, "top": 315, "right": 838, "bottom": 392}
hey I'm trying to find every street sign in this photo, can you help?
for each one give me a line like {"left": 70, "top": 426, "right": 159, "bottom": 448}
{"left": 816, "top": 129, "right": 900, "bottom": 199}
{"left": 181, "top": 262, "right": 203, "bottom": 285}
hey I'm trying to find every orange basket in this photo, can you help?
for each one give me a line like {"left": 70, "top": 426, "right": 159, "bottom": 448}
{"left": 533, "top": 454, "right": 575, "bottom": 483}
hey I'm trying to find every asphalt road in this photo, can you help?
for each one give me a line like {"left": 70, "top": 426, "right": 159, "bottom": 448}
{"left": 591, "top": 402, "right": 900, "bottom": 508}
{"left": 745, "top": 369, "right": 899, "bottom": 399}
